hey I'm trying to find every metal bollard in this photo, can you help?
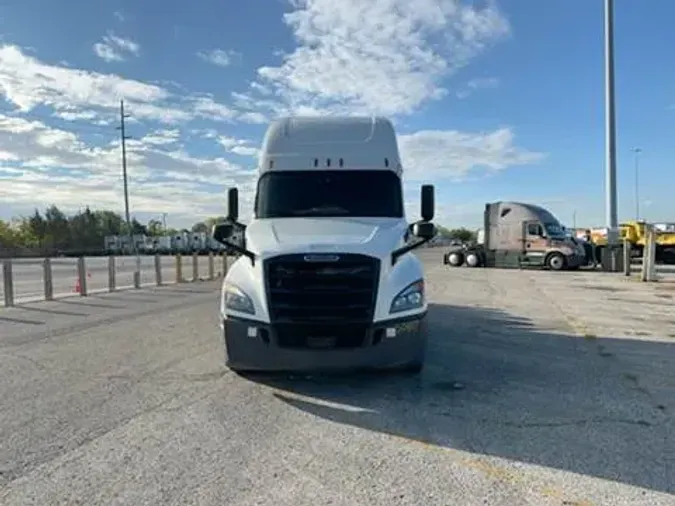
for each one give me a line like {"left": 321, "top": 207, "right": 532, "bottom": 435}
{"left": 208, "top": 252, "right": 215, "bottom": 280}
{"left": 192, "top": 252, "right": 199, "bottom": 282}
{"left": 43, "top": 258, "right": 54, "bottom": 300}
{"left": 647, "top": 229, "right": 657, "bottom": 281}
{"left": 175, "top": 254, "right": 182, "bottom": 283}
{"left": 154, "top": 254, "right": 162, "bottom": 286}
{"left": 108, "top": 256, "right": 116, "bottom": 292}
{"left": 623, "top": 239, "right": 631, "bottom": 276}
{"left": 77, "top": 257, "right": 88, "bottom": 296}
{"left": 133, "top": 254, "right": 141, "bottom": 289}
{"left": 2, "top": 259, "right": 14, "bottom": 307}
{"left": 222, "top": 252, "right": 228, "bottom": 277}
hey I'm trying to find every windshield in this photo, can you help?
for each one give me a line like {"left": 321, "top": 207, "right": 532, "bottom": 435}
{"left": 544, "top": 222, "right": 566, "bottom": 237}
{"left": 255, "top": 170, "right": 404, "bottom": 219}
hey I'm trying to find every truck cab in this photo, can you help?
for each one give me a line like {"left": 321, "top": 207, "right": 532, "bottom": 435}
{"left": 444, "top": 201, "right": 585, "bottom": 270}
{"left": 212, "top": 116, "right": 436, "bottom": 374}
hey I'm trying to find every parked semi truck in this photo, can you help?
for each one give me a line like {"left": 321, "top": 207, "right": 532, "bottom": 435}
{"left": 211, "top": 116, "right": 436, "bottom": 374}
{"left": 443, "top": 201, "right": 586, "bottom": 270}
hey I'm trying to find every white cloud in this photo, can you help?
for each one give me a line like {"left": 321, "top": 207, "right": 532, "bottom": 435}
{"left": 0, "top": 114, "right": 256, "bottom": 227}
{"left": 0, "top": 44, "right": 244, "bottom": 125}
{"left": 93, "top": 32, "right": 140, "bottom": 62}
{"left": 217, "top": 136, "right": 260, "bottom": 157}
{"left": 456, "top": 76, "right": 499, "bottom": 99}
{"left": 399, "top": 127, "right": 545, "bottom": 181}
{"left": 197, "top": 49, "right": 239, "bottom": 67}
{"left": 237, "top": 0, "right": 510, "bottom": 117}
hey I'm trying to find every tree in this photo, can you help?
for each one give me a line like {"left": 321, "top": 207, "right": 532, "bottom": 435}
{"left": 129, "top": 218, "right": 147, "bottom": 236}
{"left": 44, "top": 205, "right": 70, "bottom": 251}
{"left": 436, "top": 226, "right": 477, "bottom": 243}
{"left": 0, "top": 219, "right": 19, "bottom": 252}
{"left": 191, "top": 221, "right": 209, "bottom": 233}
{"left": 147, "top": 219, "right": 163, "bottom": 236}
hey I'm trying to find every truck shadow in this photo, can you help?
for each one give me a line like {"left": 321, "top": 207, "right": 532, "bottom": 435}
{"left": 249, "top": 302, "right": 674, "bottom": 495}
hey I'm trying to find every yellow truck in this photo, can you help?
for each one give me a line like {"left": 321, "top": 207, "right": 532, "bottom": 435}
{"left": 588, "top": 221, "right": 675, "bottom": 264}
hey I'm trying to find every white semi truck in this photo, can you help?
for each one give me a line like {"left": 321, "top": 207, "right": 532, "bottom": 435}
{"left": 212, "top": 116, "right": 437, "bottom": 374}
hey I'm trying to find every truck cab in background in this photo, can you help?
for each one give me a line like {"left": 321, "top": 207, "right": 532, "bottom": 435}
{"left": 212, "top": 116, "right": 436, "bottom": 374}
{"left": 444, "top": 201, "right": 585, "bottom": 271}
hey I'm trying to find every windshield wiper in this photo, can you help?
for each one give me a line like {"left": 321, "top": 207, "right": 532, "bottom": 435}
{"left": 291, "top": 206, "right": 350, "bottom": 216}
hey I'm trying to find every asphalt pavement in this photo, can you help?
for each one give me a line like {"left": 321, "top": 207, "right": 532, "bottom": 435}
{"left": 1, "top": 255, "right": 229, "bottom": 304}
{"left": 0, "top": 250, "right": 673, "bottom": 505}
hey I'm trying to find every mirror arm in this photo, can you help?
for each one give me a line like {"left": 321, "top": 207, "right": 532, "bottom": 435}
{"left": 213, "top": 221, "right": 255, "bottom": 266}
{"left": 222, "top": 238, "right": 256, "bottom": 266}
{"left": 391, "top": 235, "right": 432, "bottom": 266}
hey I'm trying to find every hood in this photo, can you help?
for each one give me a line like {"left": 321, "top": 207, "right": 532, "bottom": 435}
{"left": 245, "top": 217, "right": 408, "bottom": 257}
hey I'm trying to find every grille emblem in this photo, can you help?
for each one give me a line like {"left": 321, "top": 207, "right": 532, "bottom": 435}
{"left": 303, "top": 254, "right": 340, "bottom": 262}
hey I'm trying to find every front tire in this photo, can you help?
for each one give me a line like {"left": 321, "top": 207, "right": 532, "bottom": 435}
{"left": 546, "top": 252, "right": 566, "bottom": 271}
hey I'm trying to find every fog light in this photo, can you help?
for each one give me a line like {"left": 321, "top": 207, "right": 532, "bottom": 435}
{"left": 247, "top": 326, "right": 258, "bottom": 338}
{"left": 386, "top": 327, "right": 396, "bottom": 338}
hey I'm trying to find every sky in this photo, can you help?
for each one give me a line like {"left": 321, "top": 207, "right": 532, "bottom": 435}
{"left": 1, "top": 0, "right": 675, "bottom": 231}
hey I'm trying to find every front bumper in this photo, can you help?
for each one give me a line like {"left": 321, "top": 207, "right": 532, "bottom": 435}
{"left": 221, "top": 313, "right": 428, "bottom": 372}
{"left": 568, "top": 252, "right": 586, "bottom": 268}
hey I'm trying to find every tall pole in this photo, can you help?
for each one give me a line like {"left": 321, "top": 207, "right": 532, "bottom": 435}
{"left": 117, "top": 99, "right": 141, "bottom": 287}
{"left": 119, "top": 100, "right": 132, "bottom": 234}
{"left": 632, "top": 147, "right": 641, "bottom": 220}
{"left": 162, "top": 212, "right": 168, "bottom": 231}
{"left": 605, "top": 0, "right": 619, "bottom": 246}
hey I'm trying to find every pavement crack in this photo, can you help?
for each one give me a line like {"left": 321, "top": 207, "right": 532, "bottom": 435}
{"left": 494, "top": 416, "right": 654, "bottom": 429}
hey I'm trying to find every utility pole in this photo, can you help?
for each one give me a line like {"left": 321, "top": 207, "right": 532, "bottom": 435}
{"left": 162, "top": 212, "right": 168, "bottom": 232}
{"left": 632, "top": 147, "right": 642, "bottom": 220}
{"left": 117, "top": 99, "right": 141, "bottom": 288}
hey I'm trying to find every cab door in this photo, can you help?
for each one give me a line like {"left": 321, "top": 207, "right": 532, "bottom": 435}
{"left": 521, "top": 221, "right": 547, "bottom": 266}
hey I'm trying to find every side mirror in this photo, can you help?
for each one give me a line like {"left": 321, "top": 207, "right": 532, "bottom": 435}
{"left": 212, "top": 222, "right": 235, "bottom": 244}
{"left": 227, "top": 187, "right": 239, "bottom": 222}
{"left": 421, "top": 184, "right": 434, "bottom": 222}
{"left": 412, "top": 222, "right": 437, "bottom": 239}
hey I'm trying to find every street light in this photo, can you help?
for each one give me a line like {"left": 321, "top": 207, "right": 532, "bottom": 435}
{"left": 605, "top": 0, "right": 618, "bottom": 246}
{"left": 631, "top": 147, "right": 642, "bottom": 221}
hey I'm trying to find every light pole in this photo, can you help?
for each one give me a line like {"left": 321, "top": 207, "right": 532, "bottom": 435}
{"left": 604, "top": 0, "right": 618, "bottom": 247}
{"left": 631, "top": 147, "right": 641, "bottom": 220}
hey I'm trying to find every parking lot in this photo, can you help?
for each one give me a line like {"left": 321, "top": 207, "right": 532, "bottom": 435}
{"left": 0, "top": 250, "right": 673, "bottom": 505}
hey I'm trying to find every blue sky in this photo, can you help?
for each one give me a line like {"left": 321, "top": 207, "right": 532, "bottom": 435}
{"left": 1, "top": 0, "right": 674, "bottom": 230}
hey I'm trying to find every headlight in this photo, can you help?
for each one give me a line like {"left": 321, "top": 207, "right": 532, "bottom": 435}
{"left": 390, "top": 279, "right": 425, "bottom": 314}
{"left": 223, "top": 283, "right": 255, "bottom": 315}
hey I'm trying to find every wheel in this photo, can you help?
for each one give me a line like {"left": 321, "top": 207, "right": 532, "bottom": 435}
{"left": 447, "top": 251, "right": 464, "bottom": 267}
{"left": 546, "top": 252, "right": 566, "bottom": 271}
{"left": 465, "top": 252, "right": 480, "bottom": 267}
